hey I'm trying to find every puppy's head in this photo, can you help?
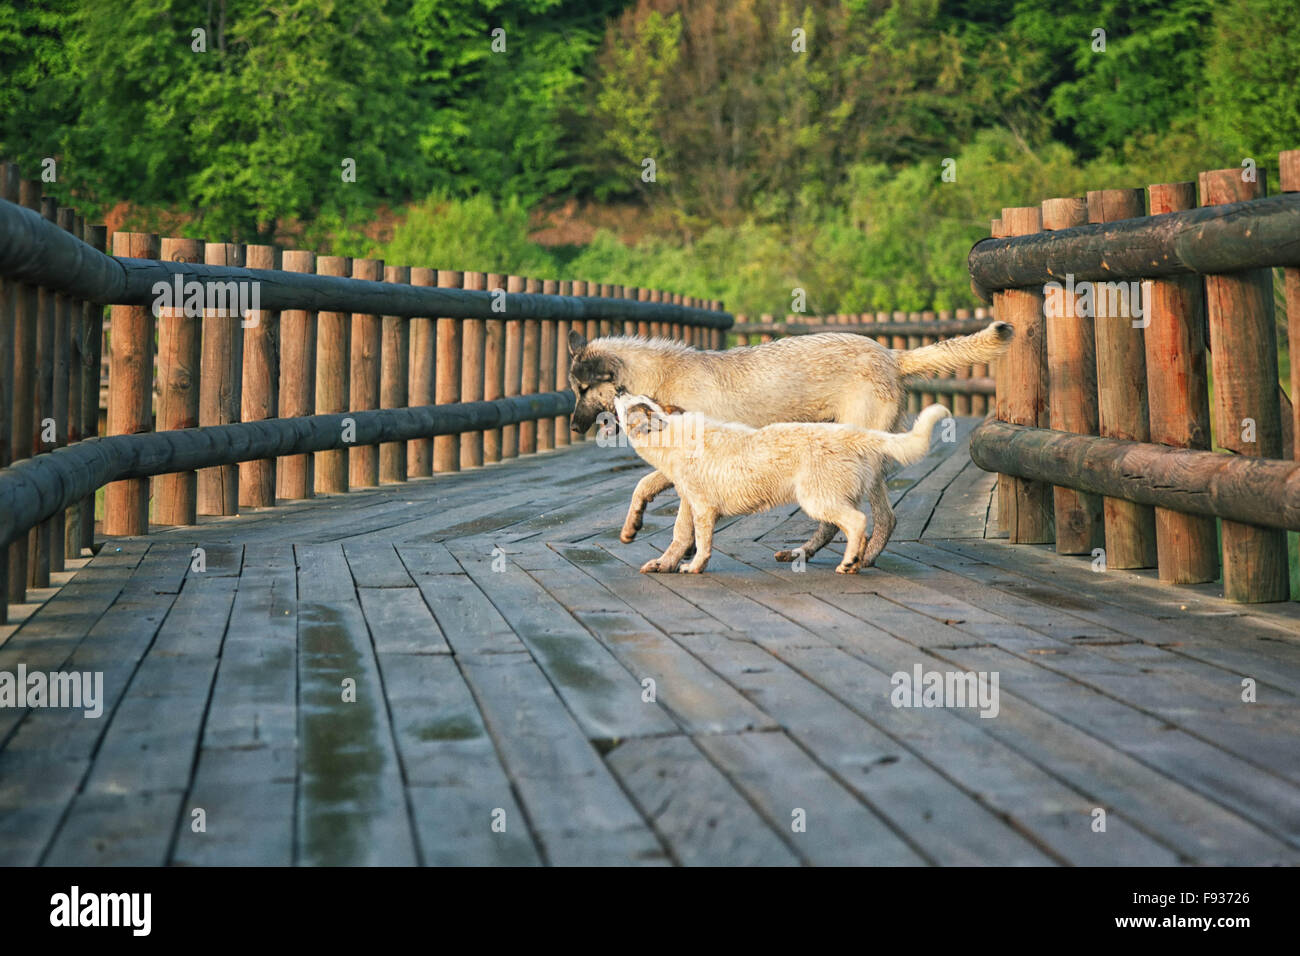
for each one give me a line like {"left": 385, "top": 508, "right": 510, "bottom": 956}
{"left": 614, "top": 394, "right": 672, "bottom": 442}
{"left": 568, "top": 330, "right": 624, "bottom": 433}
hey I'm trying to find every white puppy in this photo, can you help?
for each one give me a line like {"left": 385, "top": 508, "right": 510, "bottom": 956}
{"left": 614, "top": 394, "right": 951, "bottom": 574}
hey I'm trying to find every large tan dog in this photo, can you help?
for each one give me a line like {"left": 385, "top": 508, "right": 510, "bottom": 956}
{"left": 614, "top": 395, "right": 952, "bottom": 574}
{"left": 570, "top": 322, "right": 1012, "bottom": 560}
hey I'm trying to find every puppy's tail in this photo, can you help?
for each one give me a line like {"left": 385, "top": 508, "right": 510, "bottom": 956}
{"left": 878, "top": 404, "right": 951, "bottom": 468}
{"left": 895, "top": 321, "right": 1013, "bottom": 378}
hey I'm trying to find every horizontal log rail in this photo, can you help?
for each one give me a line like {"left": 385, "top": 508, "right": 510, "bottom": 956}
{"left": 729, "top": 318, "right": 990, "bottom": 338}
{"left": 970, "top": 420, "right": 1299, "bottom": 532}
{"left": 0, "top": 199, "right": 730, "bottom": 328}
{"left": 0, "top": 391, "right": 574, "bottom": 551}
{"left": 968, "top": 191, "right": 1300, "bottom": 301}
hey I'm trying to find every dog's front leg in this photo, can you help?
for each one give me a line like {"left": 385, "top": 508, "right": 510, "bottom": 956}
{"left": 640, "top": 499, "right": 694, "bottom": 573}
{"left": 622, "top": 470, "right": 674, "bottom": 543}
{"left": 679, "top": 506, "right": 717, "bottom": 574}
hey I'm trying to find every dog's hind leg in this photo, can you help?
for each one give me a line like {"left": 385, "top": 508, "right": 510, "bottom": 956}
{"left": 622, "top": 470, "right": 674, "bottom": 543}
{"left": 641, "top": 499, "right": 694, "bottom": 573}
{"left": 860, "top": 479, "right": 897, "bottom": 568}
{"left": 775, "top": 520, "right": 838, "bottom": 564}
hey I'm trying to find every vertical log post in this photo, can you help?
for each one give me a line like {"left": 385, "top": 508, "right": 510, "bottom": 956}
{"left": 198, "top": 242, "right": 245, "bottom": 515}
{"left": 951, "top": 308, "right": 972, "bottom": 416}
{"left": 63, "top": 212, "right": 86, "bottom": 557}
{"left": 0, "top": 164, "right": 16, "bottom": 616}
{"left": 555, "top": 279, "right": 573, "bottom": 447}
{"left": 433, "top": 269, "right": 463, "bottom": 474}
{"left": 538, "top": 279, "right": 557, "bottom": 452}
{"left": 919, "top": 309, "right": 937, "bottom": 407}
{"left": 460, "top": 271, "right": 487, "bottom": 468}
{"left": 49, "top": 207, "right": 77, "bottom": 565}
{"left": 502, "top": 275, "right": 525, "bottom": 459}
{"left": 80, "top": 225, "right": 107, "bottom": 549}
{"left": 1281, "top": 150, "right": 1300, "bottom": 459}
{"left": 407, "top": 267, "right": 437, "bottom": 477}
{"left": 636, "top": 287, "right": 651, "bottom": 339}
{"left": 998, "top": 206, "right": 1054, "bottom": 544}
{"left": 349, "top": 257, "right": 384, "bottom": 488}
{"left": 31, "top": 195, "right": 57, "bottom": 584}
{"left": 972, "top": 305, "right": 991, "bottom": 416}
{"left": 103, "top": 231, "right": 159, "bottom": 537}
{"left": 155, "top": 237, "right": 205, "bottom": 525}
{"left": 1143, "top": 181, "right": 1219, "bottom": 585}
{"left": 1041, "top": 197, "right": 1104, "bottom": 555}
{"left": 1199, "top": 168, "right": 1289, "bottom": 602}
{"left": 1087, "top": 189, "right": 1157, "bottom": 568}
{"left": 240, "top": 244, "right": 279, "bottom": 508}
{"left": 277, "top": 251, "right": 316, "bottom": 499}
{"left": 314, "top": 255, "right": 351, "bottom": 495}
{"left": 379, "top": 265, "right": 411, "bottom": 483}
{"left": 483, "top": 272, "right": 506, "bottom": 462}
{"left": 519, "top": 277, "right": 541, "bottom": 456}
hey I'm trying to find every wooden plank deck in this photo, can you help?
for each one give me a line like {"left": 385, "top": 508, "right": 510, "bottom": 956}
{"left": 2, "top": 418, "right": 1298, "bottom": 865}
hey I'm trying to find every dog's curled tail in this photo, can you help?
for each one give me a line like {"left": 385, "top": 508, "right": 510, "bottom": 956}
{"left": 895, "top": 321, "right": 1013, "bottom": 379}
{"left": 879, "top": 404, "right": 951, "bottom": 468}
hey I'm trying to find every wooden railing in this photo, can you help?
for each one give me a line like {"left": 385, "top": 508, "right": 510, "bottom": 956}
{"left": 971, "top": 150, "right": 1300, "bottom": 604}
{"left": 0, "top": 162, "right": 731, "bottom": 623}
{"left": 729, "top": 308, "right": 996, "bottom": 416}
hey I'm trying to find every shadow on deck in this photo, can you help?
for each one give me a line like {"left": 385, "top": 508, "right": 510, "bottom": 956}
{"left": 2, "top": 417, "right": 1298, "bottom": 865}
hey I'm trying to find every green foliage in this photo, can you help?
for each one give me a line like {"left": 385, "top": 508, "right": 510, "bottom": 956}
{"left": 384, "top": 193, "right": 558, "bottom": 276}
{"left": 1204, "top": 0, "right": 1300, "bottom": 162}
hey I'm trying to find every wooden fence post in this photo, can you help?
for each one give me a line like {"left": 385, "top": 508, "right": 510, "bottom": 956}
{"left": 408, "top": 267, "right": 436, "bottom": 477}
{"left": 483, "top": 272, "right": 506, "bottom": 462}
{"left": 951, "top": 308, "right": 972, "bottom": 416}
{"left": 63, "top": 212, "right": 86, "bottom": 557}
{"left": 460, "top": 271, "right": 487, "bottom": 468}
{"left": 919, "top": 309, "right": 937, "bottom": 406}
{"left": 1281, "top": 150, "right": 1300, "bottom": 460}
{"left": 49, "top": 207, "right": 76, "bottom": 568}
{"left": 555, "top": 279, "right": 574, "bottom": 447}
{"left": 1087, "top": 189, "right": 1157, "bottom": 569}
{"left": 1041, "top": 196, "right": 1104, "bottom": 555}
{"left": 636, "top": 287, "right": 651, "bottom": 339}
{"left": 0, "top": 163, "right": 16, "bottom": 616}
{"left": 1143, "top": 181, "right": 1219, "bottom": 585}
{"left": 433, "top": 269, "right": 463, "bottom": 473}
{"left": 314, "top": 255, "right": 351, "bottom": 495}
{"left": 538, "top": 279, "right": 557, "bottom": 452}
{"left": 31, "top": 194, "right": 57, "bottom": 584}
{"left": 519, "top": 277, "right": 541, "bottom": 455}
{"left": 349, "top": 257, "right": 384, "bottom": 488}
{"left": 999, "top": 205, "right": 1054, "bottom": 544}
{"left": 198, "top": 242, "right": 245, "bottom": 515}
{"left": 80, "top": 225, "right": 107, "bottom": 549}
{"left": 104, "top": 231, "right": 159, "bottom": 537}
{"left": 502, "top": 275, "right": 525, "bottom": 459}
{"left": 1199, "top": 168, "right": 1289, "bottom": 602}
{"left": 380, "top": 265, "right": 411, "bottom": 483}
{"left": 240, "top": 244, "right": 279, "bottom": 508}
{"left": 155, "top": 237, "right": 205, "bottom": 525}
{"left": 277, "top": 250, "right": 316, "bottom": 499}
{"left": 972, "top": 305, "right": 991, "bottom": 416}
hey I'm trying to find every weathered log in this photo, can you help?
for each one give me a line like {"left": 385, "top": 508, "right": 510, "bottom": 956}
{"left": 0, "top": 198, "right": 731, "bottom": 328}
{"left": 728, "top": 318, "right": 992, "bottom": 339}
{"left": 0, "top": 391, "right": 576, "bottom": 551}
{"left": 968, "top": 191, "right": 1300, "bottom": 300}
{"left": 903, "top": 377, "right": 996, "bottom": 397}
{"left": 970, "top": 420, "right": 1298, "bottom": 538}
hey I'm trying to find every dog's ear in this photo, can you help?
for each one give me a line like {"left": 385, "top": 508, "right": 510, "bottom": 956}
{"left": 659, "top": 403, "right": 685, "bottom": 415}
{"left": 625, "top": 404, "right": 654, "bottom": 439}
{"left": 568, "top": 329, "right": 588, "bottom": 356}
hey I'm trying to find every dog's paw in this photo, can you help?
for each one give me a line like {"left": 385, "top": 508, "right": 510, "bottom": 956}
{"left": 774, "top": 549, "right": 796, "bottom": 563}
{"left": 620, "top": 527, "right": 639, "bottom": 543}
{"left": 639, "top": 559, "right": 662, "bottom": 573}
{"left": 835, "top": 561, "right": 861, "bottom": 575}
{"left": 679, "top": 564, "right": 705, "bottom": 574}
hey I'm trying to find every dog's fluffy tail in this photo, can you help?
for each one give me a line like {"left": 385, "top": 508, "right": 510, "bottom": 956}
{"left": 877, "top": 404, "right": 951, "bottom": 468}
{"left": 895, "top": 321, "right": 1013, "bottom": 378}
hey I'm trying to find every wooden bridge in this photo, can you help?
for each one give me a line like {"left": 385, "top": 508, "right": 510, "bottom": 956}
{"left": 2, "top": 154, "right": 1300, "bottom": 865}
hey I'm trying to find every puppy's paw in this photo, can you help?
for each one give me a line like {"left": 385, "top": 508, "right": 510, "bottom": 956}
{"left": 640, "top": 558, "right": 662, "bottom": 573}
{"left": 835, "top": 561, "right": 861, "bottom": 575}
{"left": 679, "top": 564, "right": 705, "bottom": 574}
{"left": 774, "top": 549, "right": 797, "bottom": 563}
{"left": 620, "top": 527, "right": 640, "bottom": 544}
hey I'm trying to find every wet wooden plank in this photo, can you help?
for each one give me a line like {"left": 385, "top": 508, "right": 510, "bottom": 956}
{"left": 357, "top": 587, "right": 450, "bottom": 655}
{"left": 451, "top": 543, "right": 676, "bottom": 741}
{"left": 294, "top": 543, "right": 416, "bottom": 865}
{"left": 344, "top": 541, "right": 414, "bottom": 588}
{"left": 605, "top": 734, "right": 799, "bottom": 866}
{"left": 458, "top": 651, "right": 668, "bottom": 865}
